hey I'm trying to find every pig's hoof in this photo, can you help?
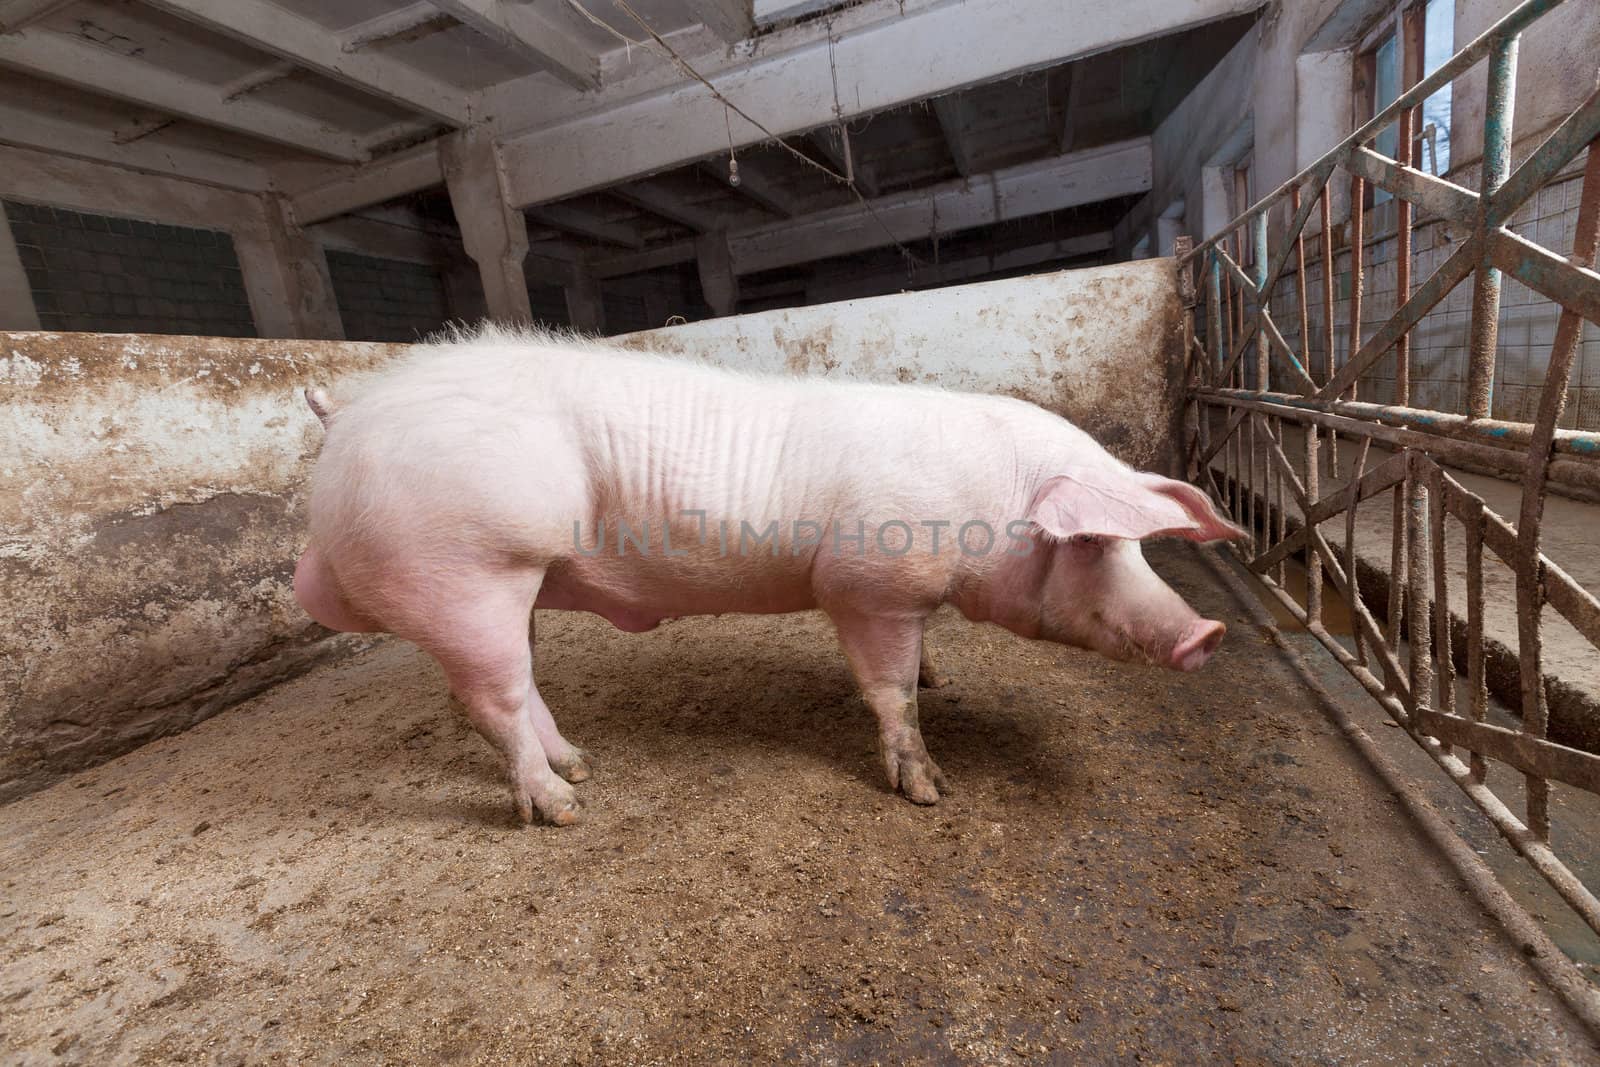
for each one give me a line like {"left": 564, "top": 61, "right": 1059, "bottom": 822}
{"left": 549, "top": 748, "right": 593, "bottom": 784}
{"left": 543, "top": 798, "right": 583, "bottom": 827}
{"left": 513, "top": 783, "right": 584, "bottom": 826}
{"left": 887, "top": 750, "right": 947, "bottom": 806}
{"left": 918, "top": 669, "right": 950, "bottom": 690}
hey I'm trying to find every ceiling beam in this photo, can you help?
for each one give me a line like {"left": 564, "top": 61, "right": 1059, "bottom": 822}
{"left": 609, "top": 180, "right": 726, "bottom": 233}
{"left": 290, "top": 141, "right": 446, "bottom": 224}
{"left": 682, "top": 0, "right": 754, "bottom": 42}
{"left": 428, "top": 0, "right": 599, "bottom": 91}
{"left": 594, "top": 137, "right": 1151, "bottom": 278}
{"left": 500, "top": 0, "right": 1255, "bottom": 208}
{"left": 0, "top": 102, "right": 271, "bottom": 190}
{"left": 140, "top": 0, "right": 473, "bottom": 126}
{"left": 286, "top": 0, "right": 1258, "bottom": 218}
{"left": 930, "top": 95, "right": 979, "bottom": 178}
{"left": 809, "top": 126, "right": 877, "bottom": 197}
{"left": 0, "top": 0, "right": 71, "bottom": 33}
{"left": 0, "top": 30, "right": 368, "bottom": 162}
{"left": 527, "top": 204, "right": 646, "bottom": 249}
{"left": 342, "top": 2, "right": 454, "bottom": 52}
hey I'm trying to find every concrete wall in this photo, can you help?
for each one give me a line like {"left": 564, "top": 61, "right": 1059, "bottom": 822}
{"left": 617, "top": 258, "right": 1187, "bottom": 473}
{"left": 0, "top": 332, "right": 404, "bottom": 801}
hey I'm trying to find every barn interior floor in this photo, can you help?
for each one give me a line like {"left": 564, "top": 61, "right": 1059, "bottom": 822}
{"left": 2, "top": 543, "right": 1595, "bottom": 1064}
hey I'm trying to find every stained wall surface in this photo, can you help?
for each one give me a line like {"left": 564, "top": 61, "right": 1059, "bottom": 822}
{"left": 0, "top": 333, "right": 405, "bottom": 800}
{"left": 618, "top": 258, "right": 1187, "bottom": 473}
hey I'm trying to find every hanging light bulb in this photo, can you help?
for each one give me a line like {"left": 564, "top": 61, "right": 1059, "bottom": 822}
{"left": 728, "top": 155, "right": 741, "bottom": 187}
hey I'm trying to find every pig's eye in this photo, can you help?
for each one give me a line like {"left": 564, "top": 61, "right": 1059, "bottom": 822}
{"left": 1069, "top": 533, "right": 1105, "bottom": 550}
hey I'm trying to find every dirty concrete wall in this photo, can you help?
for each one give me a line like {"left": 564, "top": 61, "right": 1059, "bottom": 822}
{"left": 618, "top": 259, "right": 1187, "bottom": 473}
{"left": 0, "top": 332, "right": 405, "bottom": 801}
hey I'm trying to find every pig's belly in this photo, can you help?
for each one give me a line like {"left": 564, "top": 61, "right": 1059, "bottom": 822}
{"left": 535, "top": 554, "right": 819, "bottom": 632}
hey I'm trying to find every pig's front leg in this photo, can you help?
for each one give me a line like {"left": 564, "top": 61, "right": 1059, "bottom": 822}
{"left": 830, "top": 612, "right": 948, "bottom": 805}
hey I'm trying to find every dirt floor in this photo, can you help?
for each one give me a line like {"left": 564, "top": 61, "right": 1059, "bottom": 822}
{"left": 2, "top": 543, "right": 1597, "bottom": 1064}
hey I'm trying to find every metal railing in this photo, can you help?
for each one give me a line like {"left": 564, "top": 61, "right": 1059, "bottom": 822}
{"left": 1176, "top": 0, "right": 1600, "bottom": 1020}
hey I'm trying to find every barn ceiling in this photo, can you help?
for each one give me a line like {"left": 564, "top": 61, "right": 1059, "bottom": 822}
{"left": 0, "top": 0, "right": 1257, "bottom": 293}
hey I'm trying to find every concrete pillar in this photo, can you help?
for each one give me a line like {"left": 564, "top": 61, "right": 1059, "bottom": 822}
{"left": 1296, "top": 50, "right": 1354, "bottom": 229}
{"left": 1199, "top": 166, "right": 1231, "bottom": 246}
{"left": 695, "top": 230, "right": 739, "bottom": 317}
{"left": 0, "top": 205, "right": 40, "bottom": 330}
{"left": 233, "top": 193, "right": 344, "bottom": 340}
{"left": 1158, "top": 214, "right": 1184, "bottom": 259}
{"left": 441, "top": 129, "right": 533, "bottom": 324}
{"left": 565, "top": 266, "right": 604, "bottom": 334}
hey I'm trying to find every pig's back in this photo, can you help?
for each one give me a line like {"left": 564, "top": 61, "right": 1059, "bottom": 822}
{"left": 310, "top": 330, "right": 1063, "bottom": 572}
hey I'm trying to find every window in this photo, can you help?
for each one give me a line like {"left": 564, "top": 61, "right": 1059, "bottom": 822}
{"left": 1419, "top": 0, "right": 1453, "bottom": 176}
{"left": 1360, "top": 0, "right": 1454, "bottom": 204}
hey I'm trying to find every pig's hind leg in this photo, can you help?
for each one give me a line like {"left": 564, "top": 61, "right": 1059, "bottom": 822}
{"left": 917, "top": 629, "right": 950, "bottom": 690}
{"left": 399, "top": 571, "right": 581, "bottom": 826}
{"left": 830, "top": 612, "right": 948, "bottom": 805}
{"left": 526, "top": 611, "right": 593, "bottom": 783}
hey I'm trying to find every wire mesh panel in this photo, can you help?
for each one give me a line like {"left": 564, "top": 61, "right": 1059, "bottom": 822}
{"left": 1177, "top": 0, "right": 1600, "bottom": 991}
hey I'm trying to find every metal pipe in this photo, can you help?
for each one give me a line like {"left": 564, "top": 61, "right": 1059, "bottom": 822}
{"left": 1194, "top": 389, "right": 1600, "bottom": 496}
{"left": 1466, "top": 33, "right": 1519, "bottom": 419}
{"left": 1203, "top": 387, "right": 1600, "bottom": 459}
{"left": 1253, "top": 210, "right": 1269, "bottom": 392}
{"left": 1513, "top": 137, "right": 1600, "bottom": 841}
{"left": 1347, "top": 177, "right": 1364, "bottom": 402}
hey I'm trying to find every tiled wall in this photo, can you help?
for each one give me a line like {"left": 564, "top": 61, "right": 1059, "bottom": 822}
{"left": 1257, "top": 152, "right": 1597, "bottom": 430}
{"left": 324, "top": 249, "right": 454, "bottom": 343}
{"left": 2, "top": 200, "right": 256, "bottom": 337}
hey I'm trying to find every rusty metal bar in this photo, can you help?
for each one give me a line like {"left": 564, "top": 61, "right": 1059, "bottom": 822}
{"left": 1320, "top": 191, "right": 1340, "bottom": 479}
{"left": 1347, "top": 437, "right": 1372, "bottom": 667}
{"left": 1293, "top": 188, "right": 1311, "bottom": 381}
{"left": 1318, "top": 238, "right": 1481, "bottom": 403}
{"left": 1386, "top": 480, "right": 1407, "bottom": 666}
{"left": 1209, "top": 387, "right": 1600, "bottom": 460}
{"left": 1464, "top": 494, "right": 1488, "bottom": 783}
{"left": 1514, "top": 137, "right": 1600, "bottom": 842}
{"left": 1342, "top": 145, "right": 1479, "bottom": 224}
{"left": 1428, "top": 464, "right": 1454, "bottom": 726}
{"left": 1491, "top": 81, "right": 1600, "bottom": 224}
{"left": 1198, "top": 388, "right": 1600, "bottom": 497}
{"left": 1182, "top": 0, "right": 1573, "bottom": 263}
{"left": 1465, "top": 33, "right": 1519, "bottom": 419}
{"left": 1406, "top": 454, "right": 1433, "bottom": 734}
{"left": 1207, "top": 252, "right": 1224, "bottom": 385}
{"left": 1347, "top": 175, "right": 1364, "bottom": 402}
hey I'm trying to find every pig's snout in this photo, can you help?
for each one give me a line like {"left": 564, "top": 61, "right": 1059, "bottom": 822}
{"left": 1170, "top": 619, "right": 1226, "bottom": 672}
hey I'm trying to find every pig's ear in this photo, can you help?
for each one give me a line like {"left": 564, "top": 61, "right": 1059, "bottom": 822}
{"left": 1028, "top": 466, "right": 1245, "bottom": 543}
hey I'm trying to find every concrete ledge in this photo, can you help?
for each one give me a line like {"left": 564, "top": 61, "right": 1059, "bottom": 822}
{"left": 1, "top": 332, "right": 405, "bottom": 800}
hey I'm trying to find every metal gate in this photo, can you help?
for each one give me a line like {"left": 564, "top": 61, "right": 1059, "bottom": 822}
{"left": 1178, "top": 0, "right": 1600, "bottom": 1020}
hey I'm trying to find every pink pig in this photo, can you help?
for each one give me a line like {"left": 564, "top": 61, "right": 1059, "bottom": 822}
{"left": 295, "top": 328, "right": 1242, "bottom": 825}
